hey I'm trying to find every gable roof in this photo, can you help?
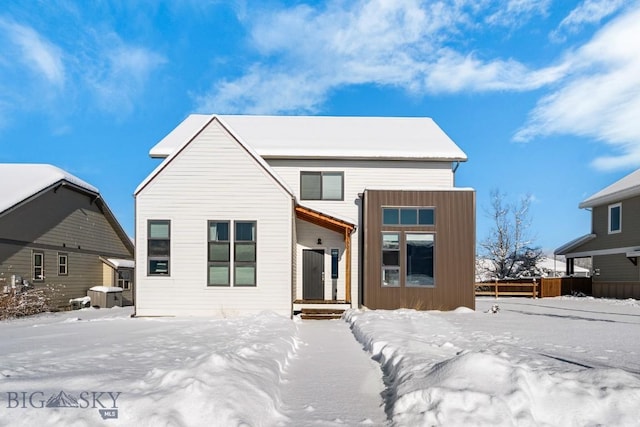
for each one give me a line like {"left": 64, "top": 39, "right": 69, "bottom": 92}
{"left": 135, "top": 116, "right": 294, "bottom": 197}
{"left": 579, "top": 169, "right": 640, "bottom": 208}
{"left": 0, "top": 163, "right": 134, "bottom": 256}
{"left": 0, "top": 163, "right": 99, "bottom": 216}
{"left": 149, "top": 114, "right": 468, "bottom": 161}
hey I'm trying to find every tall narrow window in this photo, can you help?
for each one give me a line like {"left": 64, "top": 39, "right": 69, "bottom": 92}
{"left": 382, "top": 233, "right": 400, "bottom": 287}
{"left": 58, "top": 253, "right": 68, "bottom": 276}
{"left": 33, "top": 251, "right": 44, "bottom": 281}
{"left": 331, "top": 249, "right": 339, "bottom": 279}
{"left": 235, "top": 221, "right": 256, "bottom": 286}
{"left": 406, "top": 234, "right": 434, "bottom": 286}
{"left": 118, "top": 269, "right": 132, "bottom": 290}
{"left": 148, "top": 220, "right": 170, "bottom": 275}
{"left": 300, "top": 172, "right": 344, "bottom": 200}
{"left": 608, "top": 203, "right": 622, "bottom": 234}
{"left": 208, "top": 221, "right": 230, "bottom": 286}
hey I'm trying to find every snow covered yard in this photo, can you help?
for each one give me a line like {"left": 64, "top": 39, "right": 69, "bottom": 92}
{"left": 347, "top": 297, "right": 640, "bottom": 426}
{"left": 1, "top": 297, "right": 639, "bottom": 426}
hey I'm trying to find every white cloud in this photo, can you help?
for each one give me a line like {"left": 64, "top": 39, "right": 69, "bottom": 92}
{"left": 485, "top": 0, "right": 551, "bottom": 27}
{"left": 554, "top": 0, "right": 628, "bottom": 37}
{"left": 0, "top": 18, "right": 65, "bottom": 86}
{"left": 514, "top": 5, "right": 640, "bottom": 170}
{"left": 197, "top": 0, "right": 561, "bottom": 113}
{"left": 85, "top": 41, "right": 166, "bottom": 114}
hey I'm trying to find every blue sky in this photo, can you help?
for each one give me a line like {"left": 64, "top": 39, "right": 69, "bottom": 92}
{"left": 1, "top": 0, "right": 639, "bottom": 254}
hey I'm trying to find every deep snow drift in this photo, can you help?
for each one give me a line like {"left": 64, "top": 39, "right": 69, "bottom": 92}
{"left": 0, "top": 297, "right": 639, "bottom": 426}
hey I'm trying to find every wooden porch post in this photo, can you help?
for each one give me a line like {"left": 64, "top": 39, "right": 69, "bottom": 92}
{"left": 345, "top": 229, "right": 351, "bottom": 304}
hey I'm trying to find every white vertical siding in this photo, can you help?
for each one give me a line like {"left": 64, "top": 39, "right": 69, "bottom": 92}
{"left": 269, "top": 159, "right": 455, "bottom": 304}
{"left": 135, "top": 120, "right": 293, "bottom": 316}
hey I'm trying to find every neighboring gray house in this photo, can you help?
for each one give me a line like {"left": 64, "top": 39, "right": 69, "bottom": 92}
{"left": 556, "top": 169, "right": 640, "bottom": 299}
{"left": 0, "top": 164, "right": 135, "bottom": 308}
{"left": 135, "top": 115, "right": 475, "bottom": 317}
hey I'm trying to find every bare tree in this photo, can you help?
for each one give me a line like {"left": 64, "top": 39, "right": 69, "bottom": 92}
{"left": 479, "top": 190, "right": 542, "bottom": 280}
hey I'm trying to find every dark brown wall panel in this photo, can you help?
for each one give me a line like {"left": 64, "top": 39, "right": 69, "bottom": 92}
{"left": 362, "top": 189, "right": 475, "bottom": 310}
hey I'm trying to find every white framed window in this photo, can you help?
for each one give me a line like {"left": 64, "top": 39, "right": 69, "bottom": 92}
{"left": 58, "top": 253, "right": 68, "bottom": 276}
{"left": 33, "top": 251, "right": 45, "bottom": 281}
{"left": 148, "top": 220, "right": 170, "bottom": 275}
{"left": 608, "top": 203, "right": 622, "bottom": 234}
{"left": 300, "top": 171, "right": 344, "bottom": 200}
{"left": 118, "top": 269, "right": 132, "bottom": 290}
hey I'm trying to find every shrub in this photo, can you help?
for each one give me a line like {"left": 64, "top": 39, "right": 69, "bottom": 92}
{"left": 0, "top": 284, "right": 58, "bottom": 320}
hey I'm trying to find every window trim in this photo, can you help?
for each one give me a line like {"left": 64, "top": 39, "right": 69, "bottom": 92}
{"left": 147, "top": 219, "right": 171, "bottom": 276}
{"left": 300, "top": 171, "right": 344, "bottom": 201}
{"left": 58, "top": 252, "right": 68, "bottom": 276}
{"left": 117, "top": 269, "right": 132, "bottom": 290}
{"left": 405, "top": 233, "right": 435, "bottom": 287}
{"left": 608, "top": 202, "right": 622, "bottom": 234}
{"left": 208, "top": 220, "right": 231, "bottom": 287}
{"left": 234, "top": 221, "right": 257, "bottom": 287}
{"left": 381, "top": 233, "right": 401, "bottom": 287}
{"left": 382, "top": 207, "right": 435, "bottom": 226}
{"left": 33, "top": 251, "right": 45, "bottom": 282}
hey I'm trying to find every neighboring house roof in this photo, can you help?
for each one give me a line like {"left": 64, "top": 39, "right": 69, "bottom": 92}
{"left": 135, "top": 116, "right": 295, "bottom": 197}
{"left": 579, "top": 169, "right": 640, "bottom": 208}
{"left": 0, "top": 163, "right": 134, "bottom": 256}
{"left": 0, "top": 163, "right": 99, "bottom": 216}
{"left": 554, "top": 234, "right": 597, "bottom": 256}
{"left": 149, "top": 114, "right": 468, "bottom": 162}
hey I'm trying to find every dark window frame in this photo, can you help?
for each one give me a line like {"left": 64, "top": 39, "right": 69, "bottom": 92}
{"left": 147, "top": 220, "right": 171, "bottom": 276}
{"left": 381, "top": 233, "right": 401, "bottom": 287}
{"left": 382, "top": 207, "right": 435, "bottom": 226}
{"left": 234, "top": 221, "right": 257, "bottom": 287}
{"left": 405, "top": 233, "right": 435, "bottom": 287}
{"left": 300, "top": 171, "right": 344, "bottom": 201}
{"left": 208, "top": 220, "right": 231, "bottom": 286}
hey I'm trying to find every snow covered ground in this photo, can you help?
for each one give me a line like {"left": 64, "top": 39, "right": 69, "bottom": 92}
{"left": 0, "top": 297, "right": 639, "bottom": 426}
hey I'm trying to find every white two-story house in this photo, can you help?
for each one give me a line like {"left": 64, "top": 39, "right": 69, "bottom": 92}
{"left": 134, "top": 115, "right": 475, "bottom": 317}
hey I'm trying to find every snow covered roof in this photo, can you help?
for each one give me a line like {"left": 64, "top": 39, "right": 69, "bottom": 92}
{"left": 0, "top": 164, "right": 99, "bottom": 216}
{"left": 579, "top": 169, "right": 640, "bottom": 208}
{"left": 149, "top": 114, "right": 468, "bottom": 161}
{"left": 554, "top": 234, "right": 597, "bottom": 256}
{"left": 102, "top": 258, "right": 135, "bottom": 269}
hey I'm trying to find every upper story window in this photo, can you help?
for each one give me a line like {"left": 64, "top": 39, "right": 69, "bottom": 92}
{"left": 300, "top": 171, "right": 344, "bottom": 200}
{"left": 608, "top": 203, "right": 622, "bottom": 234}
{"left": 148, "top": 220, "right": 170, "bottom": 275}
{"left": 383, "top": 207, "right": 435, "bottom": 226}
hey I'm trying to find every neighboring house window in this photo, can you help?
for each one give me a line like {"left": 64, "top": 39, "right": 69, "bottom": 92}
{"left": 208, "top": 221, "right": 230, "bottom": 286}
{"left": 608, "top": 203, "right": 622, "bottom": 234}
{"left": 382, "top": 233, "right": 400, "bottom": 287}
{"left": 383, "top": 207, "right": 435, "bottom": 225}
{"left": 148, "top": 220, "right": 170, "bottom": 275}
{"left": 118, "top": 269, "right": 132, "bottom": 290}
{"left": 406, "top": 234, "right": 435, "bottom": 287}
{"left": 58, "top": 253, "right": 68, "bottom": 276}
{"left": 300, "top": 171, "right": 344, "bottom": 200}
{"left": 33, "top": 251, "right": 44, "bottom": 281}
{"left": 234, "top": 221, "right": 256, "bottom": 286}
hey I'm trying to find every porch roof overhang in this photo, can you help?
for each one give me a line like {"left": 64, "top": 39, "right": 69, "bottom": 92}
{"left": 294, "top": 205, "right": 356, "bottom": 235}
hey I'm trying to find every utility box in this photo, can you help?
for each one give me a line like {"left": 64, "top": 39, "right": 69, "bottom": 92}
{"left": 87, "top": 286, "right": 123, "bottom": 308}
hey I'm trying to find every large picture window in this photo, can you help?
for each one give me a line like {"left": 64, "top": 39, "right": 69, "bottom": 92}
{"left": 208, "top": 221, "right": 230, "bottom": 286}
{"left": 406, "top": 234, "right": 434, "bottom": 286}
{"left": 148, "top": 220, "right": 170, "bottom": 275}
{"left": 382, "top": 233, "right": 400, "bottom": 287}
{"left": 235, "top": 221, "right": 257, "bottom": 286}
{"left": 301, "top": 171, "right": 344, "bottom": 200}
{"left": 608, "top": 203, "right": 621, "bottom": 234}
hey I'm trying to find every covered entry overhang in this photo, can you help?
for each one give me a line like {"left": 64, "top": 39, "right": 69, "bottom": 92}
{"left": 295, "top": 205, "right": 356, "bottom": 303}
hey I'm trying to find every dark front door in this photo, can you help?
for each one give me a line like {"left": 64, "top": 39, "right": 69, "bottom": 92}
{"left": 303, "top": 249, "right": 324, "bottom": 300}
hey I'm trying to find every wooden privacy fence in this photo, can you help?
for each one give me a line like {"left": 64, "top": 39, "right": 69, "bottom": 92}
{"left": 475, "top": 277, "right": 593, "bottom": 298}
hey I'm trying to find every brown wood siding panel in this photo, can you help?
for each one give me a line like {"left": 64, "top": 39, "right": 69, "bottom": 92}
{"left": 593, "top": 282, "right": 640, "bottom": 299}
{"left": 363, "top": 190, "right": 475, "bottom": 311}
